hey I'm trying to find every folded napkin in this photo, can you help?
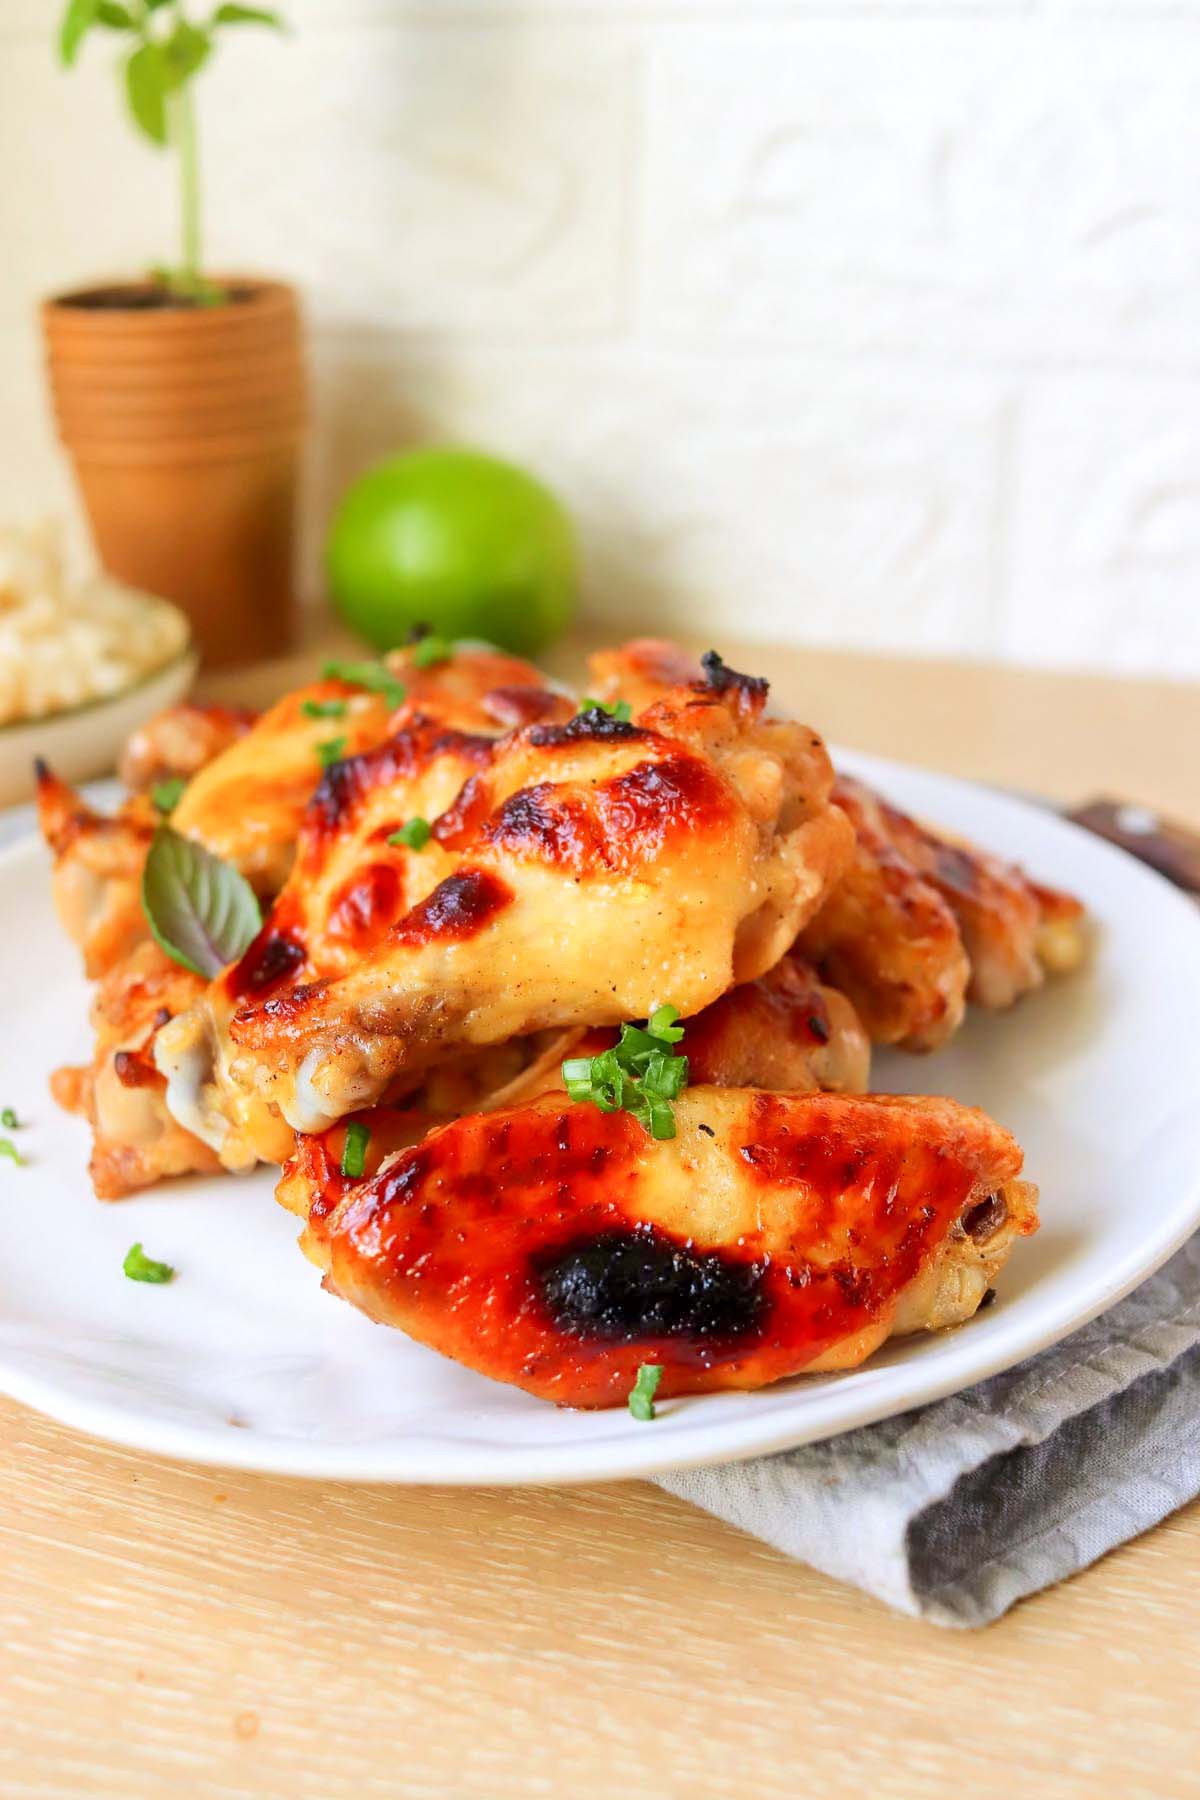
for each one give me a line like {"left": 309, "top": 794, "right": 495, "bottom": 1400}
{"left": 657, "top": 1232, "right": 1200, "bottom": 1626}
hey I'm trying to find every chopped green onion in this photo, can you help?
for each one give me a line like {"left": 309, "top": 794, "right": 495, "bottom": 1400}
{"left": 561, "top": 1009, "right": 689, "bottom": 1140}
{"left": 387, "top": 817, "right": 432, "bottom": 851}
{"left": 316, "top": 736, "right": 348, "bottom": 771}
{"left": 0, "top": 1107, "right": 19, "bottom": 1130}
{"left": 411, "top": 634, "right": 454, "bottom": 669}
{"left": 301, "top": 697, "right": 348, "bottom": 720}
{"left": 151, "top": 777, "right": 187, "bottom": 816}
{"left": 628, "top": 1364, "right": 663, "bottom": 1422}
{"left": 646, "top": 1003, "right": 684, "bottom": 1044}
{"left": 341, "top": 1120, "right": 371, "bottom": 1180}
{"left": 0, "top": 1137, "right": 23, "bottom": 1167}
{"left": 322, "top": 659, "right": 407, "bottom": 711}
{"left": 578, "top": 696, "right": 633, "bottom": 723}
{"left": 123, "top": 1242, "right": 174, "bottom": 1284}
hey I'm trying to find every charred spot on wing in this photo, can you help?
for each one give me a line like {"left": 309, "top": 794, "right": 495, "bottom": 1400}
{"left": 536, "top": 1225, "right": 767, "bottom": 1342}
{"left": 527, "top": 710, "right": 644, "bottom": 748}
{"left": 113, "top": 1048, "right": 160, "bottom": 1089}
{"left": 325, "top": 862, "right": 405, "bottom": 949}
{"left": 232, "top": 977, "right": 330, "bottom": 1037}
{"left": 697, "top": 650, "right": 770, "bottom": 709}
{"left": 307, "top": 748, "right": 368, "bottom": 833}
{"left": 392, "top": 867, "right": 513, "bottom": 946}
{"left": 226, "top": 925, "right": 307, "bottom": 1000}
{"left": 306, "top": 721, "right": 495, "bottom": 838}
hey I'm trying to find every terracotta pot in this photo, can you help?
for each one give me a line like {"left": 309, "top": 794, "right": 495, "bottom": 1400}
{"left": 42, "top": 279, "right": 307, "bottom": 669}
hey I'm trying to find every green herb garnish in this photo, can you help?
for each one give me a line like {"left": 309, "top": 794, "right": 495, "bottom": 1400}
{"left": 322, "top": 659, "right": 407, "bottom": 711}
{"left": 151, "top": 777, "right": 187, "bottom": 816}
{"left": 561, "top": 1005, "right": 688, "bottom": 1140}
{"left": 1, "top": 1107, "right": 19, "bottom": 1130}
{"left": 141, "top": 825, "right": 263, "bottom": 979}
{"left": 0, "top": 1138, "right": 24, "bottom": 1168}
{"left": 628, "top": 1364, "right": 663, "bottom": 1421}
{"left": 301, "top": 697, "right": 348, "bottom": 720}
{"left": 123, "top": 1242, "right": 175, "bottom": 1284}
{"left": 387, "top": 817, "right": 432, "bottom": 851}
{"left": 411, "top": 635, "right": 454, "bottom": 669}
{"left": 578, "top": 696, "right": 632, "bottom": 723}
{"left": 341, "top": 1120, "right": 370, "bottom": 1180}
{"left": 316, "top": 736, "right": 347, "bottom": 771}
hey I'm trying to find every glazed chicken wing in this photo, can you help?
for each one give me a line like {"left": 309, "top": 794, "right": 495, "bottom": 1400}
{"left": 50, "top": 941, "right": 220, "bottom": 1198}
{"left": 797, "top": 775, "right": 970, "bottom": 1051}
{"left": 38, "top": 644, "right": 563, "bottom": 978}
{"left": 118, "top": 700, "right": 257, "bottom": 793}
{"left": 278, "top": 1088, "right": 1037, "bottom": 1406}
{"left": 157, "top": 661, "right": 853, "bottom": 1146}
{"left": 592, "top": 639, "right": 1088, "bottom": 1038}
{"left": 554, "top": 952, "right": 869, "bottom": 1100}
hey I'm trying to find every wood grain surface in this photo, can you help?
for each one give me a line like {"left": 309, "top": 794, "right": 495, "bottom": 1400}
{"left": 3, "top": 635, "right": 1198, "bottom": 1800}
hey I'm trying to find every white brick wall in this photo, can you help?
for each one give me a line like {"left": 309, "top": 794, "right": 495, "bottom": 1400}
{"left": 2, "top": 1, "right": 1198, "bottom": 677}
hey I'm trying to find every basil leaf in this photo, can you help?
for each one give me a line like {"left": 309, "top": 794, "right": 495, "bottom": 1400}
{"left": 124, "top": 43, "right": 169, "bottom": 145}
{"left": 141, "top": 825, "right": 262, "bottom": 979}
{"left": 96, "top": 2, "right": 135, "bottom": 27}
{"left": 59, "top": 0, "right": 99, "bottom": 66}
{"left": 213, "top": 3, "right": 286, "bottom": 26}
{"left": 162, "top": 20, "right": 211, "bottom": 85}
{"left": 152, "top": 776, "right": 187, "bottom": 815}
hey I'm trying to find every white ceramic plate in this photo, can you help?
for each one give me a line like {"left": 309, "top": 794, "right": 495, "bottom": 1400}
{"left": 0, "top": 649, "right": 198, "bottom": 808}
{"left": 2, "top": 749, "right": 1199, "bottom": 1485}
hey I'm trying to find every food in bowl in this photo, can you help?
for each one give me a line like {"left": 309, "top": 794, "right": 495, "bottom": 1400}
{"left": 0, "top": 520, "right": 189, "bottom": 726}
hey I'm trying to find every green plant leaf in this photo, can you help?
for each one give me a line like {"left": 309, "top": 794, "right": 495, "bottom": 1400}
{"left": 124, "top": 43, "right": 169, "bottom": 145}
{"left": 212, "top": 3, "right": 286, "bottom": 26}
{"left": 96, "top": 2, "right": 135, "bottom": 27}
{"left": 162, "top": 20, "right": 211, "bottom": 86}
{"left": 59, "top": 0, "right": 99, "bottom": 66}
{"left": 141, "top": 825, "right": 263, "bottom": 979}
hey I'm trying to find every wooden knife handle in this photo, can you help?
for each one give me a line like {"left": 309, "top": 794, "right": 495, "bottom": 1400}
{"left": 1067, "top": 799, "right": 1200, "bottom": 900}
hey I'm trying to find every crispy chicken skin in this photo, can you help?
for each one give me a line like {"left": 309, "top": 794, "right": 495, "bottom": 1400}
{"left": 278, "top": 1088, "right": 1037, "bottom": 1407}
{"left": 557, "top": 953, "right": 869, "bottom": 1099}
{"left": 37, "top": 644, "right": 562, "bottom": 978}
{"left": 118, "top": 701, "right": 257, "bottom": 793}
{"left": 50, "top": 942, "right": 221, "bottom": 1198}
{"left": 36, "top": 764, "right": 157, "bottom": 980}
{"left": 591, "top": 638, "right": 1088, "bottom": 1035}
{"left": 798, "top": 775, "right": 970, "bottom": 1051}
{"left": 157, "top": 661, "right": 853, "bottom": 1144}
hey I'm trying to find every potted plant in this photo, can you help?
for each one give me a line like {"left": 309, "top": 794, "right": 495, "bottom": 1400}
{"left": 41, "top": 1, "right": 306, "bottom": 668}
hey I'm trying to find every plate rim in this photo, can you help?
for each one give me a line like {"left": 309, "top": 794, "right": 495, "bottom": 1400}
{"left": 4, "top": 749, "right": 1200, "bottom": 1486}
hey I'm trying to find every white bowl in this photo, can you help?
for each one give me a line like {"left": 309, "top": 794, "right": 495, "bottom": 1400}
{"left": 0, "top": 647, "right": 198, "bottom": 806}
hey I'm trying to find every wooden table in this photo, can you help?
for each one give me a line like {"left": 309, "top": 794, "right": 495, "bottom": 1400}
{"left": 3, "top": 639, "right": 1198, "bottom": 1800}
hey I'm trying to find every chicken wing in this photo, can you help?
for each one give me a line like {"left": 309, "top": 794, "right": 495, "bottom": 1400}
{"left": 49, "top": 941, "right": 221, "bottom": 1198}
{"left": 554, "top": 952, "right": 869, "bottom": 1099}
{"left": 118, "top": 700, "right": 257, "bottom": 793}
{"left": 278, "top": 1088, "right": 1036, "bottom": 1406}
{"left": 797, "top": 775, "right": 970, "bottom": 1051}
{"left": 157, "top": 660, "right": 853, "bottom": 1146}
{"left": 591, "top": 639, "right": 1087, "bottom": 1036}
{"left": 38, "top": 643, "right": 563, "bottom": 978}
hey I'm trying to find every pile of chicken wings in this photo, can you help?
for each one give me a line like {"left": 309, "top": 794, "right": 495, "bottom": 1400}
{"left": 39, "top": 637, "right": 1084, "bottom": 1408}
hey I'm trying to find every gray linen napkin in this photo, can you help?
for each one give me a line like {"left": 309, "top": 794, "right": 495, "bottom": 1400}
{"left": 657, "top": 1233, "right": 1200, "bottom": 1626}
{"left": 11, "top": 788, "right": 1198, "bottom": 1627}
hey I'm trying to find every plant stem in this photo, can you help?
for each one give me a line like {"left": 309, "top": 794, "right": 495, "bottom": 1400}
{"left": 172, "top": 80, "right": 201, "bottom": 285}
